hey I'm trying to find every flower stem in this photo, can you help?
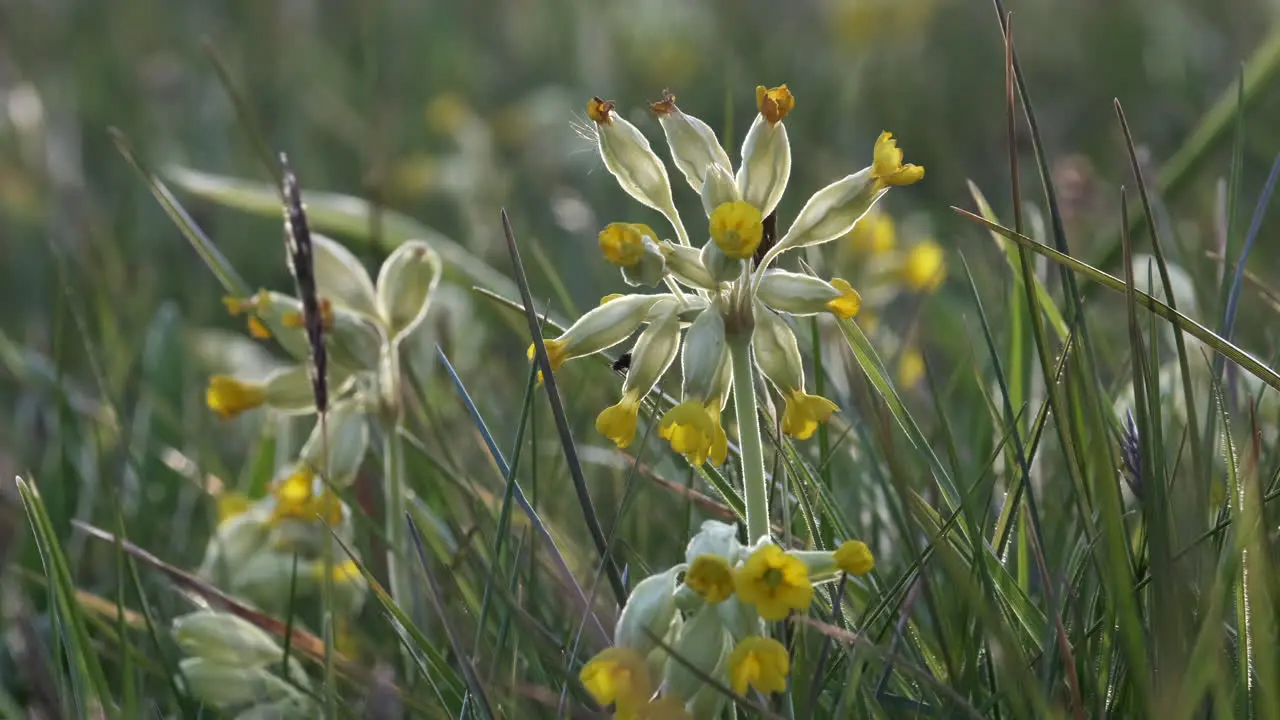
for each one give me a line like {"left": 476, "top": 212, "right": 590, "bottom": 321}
{"left": 382, "top": 420, "right": 413, "bottom": 681}
{"left": 730, "top": 331, "right": 770, "bottom": 542}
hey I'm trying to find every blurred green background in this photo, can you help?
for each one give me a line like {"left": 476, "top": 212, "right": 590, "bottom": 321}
{"left": 3, "top": 0, "right": 1280, "bottom": 711}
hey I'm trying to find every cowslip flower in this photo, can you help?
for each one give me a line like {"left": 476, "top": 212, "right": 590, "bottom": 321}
{"left": 543, "top": 83, "right": 921, "bottom": 465}
{"left": 728, "top": 636, "right": 790, "bottom": 696}
{"left": 580, "top": 647, "right": 653, "bottom": 715}
{"left": 733, "top": 544, "right": 813, "bottom": 620}
{"left": 834, "top": 540, "right": 875, "bottom": 576}
{"left": 684, "top": 554, "right": 735, "bottom": 603}
{"left": 901, "top": 238, "right": 946, "bottom": 292}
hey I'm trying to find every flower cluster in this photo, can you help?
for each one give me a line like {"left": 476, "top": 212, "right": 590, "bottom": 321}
{"left": 534, "top": 85, "right": 923, "bottom": 465}
{"left": 170, "top": 610, "right": 316, "bottom": 718}
{"left": 579, "top": 521, "right": 874, "bottom": 717}
{"left": 199, "top": 235, "right": 441, "bottom": 615}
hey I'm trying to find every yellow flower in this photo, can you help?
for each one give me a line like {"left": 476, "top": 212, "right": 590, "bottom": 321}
{"left": 246, "top": 317, "right": 272, "bottom": 339}
{"left": 425, "top": 93, "right": 470, "bottom": 135}
{"left": 870, "top": 131, "right": 925, "bottom": 189}
{"left": 587, "top": 97, "right": 615, "bottom": 125}
{"left": 281, "top": 297, "right": 335, "bottom": 330}
{"left": 847, "top": 210, "right": 896, "bottom": 256}
{"left": 825, "top": 278, "right": 861, "bottom": 319}
{"left": 898, "top": 349, "right": 926, "bottom": 388}
{"left": 834, "top": 540, "right": 875, "bottom": 576}
{"left": 596, "top": 393, "right": 642, "bottom": 449}
{"left": 901, "top": 240, "right": 946, "bottom": 292}
{"left": 659, "top": 400, "right": 718, "bottom": 466}
{"left": 709, "top": 201, "right": 765, "bottom": 260}
{"left": 707, "top": 405, "right": 729, "bottom": 467}
{"left": 755, "top": 85, "right": 795, "bottom": 125}
{"left": 598, "top": 223, "right": 657, "bottom": 267}
{"left": 728, "top": 636, "right": 790, "bottom": 695}
{"left": 206, "top": 376, "right": 267, "bottom": 419}
{"left": 734, "top": 544, "right": 813, "bottom": 620}
{"left": 781, "top": 390, "right": 839, "bottom": 441}
{"left": 685, "top": 554, "right": 735, "bottom": 603}
{"left": 269, "top": 465, "right": 344, "bottom": 526}
{"left": 527, "top": 338, "right": 569, "bottom": 372}
{"left": 580, "top": 647, "right": 652, "bottom": 713}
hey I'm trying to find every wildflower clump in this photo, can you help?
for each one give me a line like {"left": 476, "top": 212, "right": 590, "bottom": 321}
{"left": 536, "top": 84, "right": 924, "bottom": 466}
{"left": 580, "top": 521, "right": 876, "bottom": 716}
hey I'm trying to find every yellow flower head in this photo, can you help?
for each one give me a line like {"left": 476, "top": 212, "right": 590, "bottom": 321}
{"left": 728, "top": 636, "right": 791, "bottom": 695}
{"left": 834, "top": 540, "right": 875, "bottom": 576}
{"left": 282, "top": 297, "right": 335, "bottom": 330}
{"left": 685, "top": 554, "right": 735, "bottom": 603}
{"left": 734, "top": 544, "right": 813, "bottom": 620}
{"left": 847, "top": 210, "right": 896, "bottom": 256}
{"left": 781, "top": 390, "right": 839, "bottom": 441}
{"left": 527, "top": 338, "right": 569, "bottom": 377}
{"left": 902, "top": 240, "right": 946, "bottom": 292}
{"left": 755, "top": 85, "right": 795, "bottom": 126}
{"left": 710, "top": 201, "right": 764, "bottom": 260}
{"left": 269, "top": 465, "right": 344, "bottom": 526}
{"left": 825, "top": 278, "right": 862, "bottom": 319}
{"left": 596, "top": 394, "right": 641, "bottom": 449}
{"left": 897, "top": 349, "right": 926, "bottom": 388}
{"left": 587, "top": 97, "right": 615, "bottom": 125}
{"left": 205, "top": 375, "right": 267, "bottom": 419}
{"left": 870, "top": 131, "right": 925, "bottom": 189}
{"left": 580, "top": 647, "right": 652, "bottom": 712}
{"left": 707, "top": 405, "right": 729, "bottom": 467}
{"left": 598, "top": 223, "right": 657, "bottom": 268}
{"left": 659, "top": 400, "right": 719, "bottom": 466}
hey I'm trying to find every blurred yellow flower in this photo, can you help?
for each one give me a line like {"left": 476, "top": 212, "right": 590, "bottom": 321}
{"left": 834, "top": 540, "right": 875, "bottom": 575}
{"left": 847, "top": 210, "right": 896, "bottom": 256}
{"left": 580, "top": 647, "right": 651, "bottom": 714}
{"left": 424, "top": 93, "right": 470, "bottom": 135}
{"left": 901, "top": 240, "right": 946, "bottom": 292}
{"left": 270, "top": 465, "right": 343, "bottom": 526}
{"left": 898, "top": 349, "right": 926, "bottom": 388}
{"left": 685, "top": 554, "right": 735, "bottom": 603}
{"left": 527, "top": 338, "right": 569, "bottom": 371}
{"left": 781, "top": 390, "right": 840, "bottom": 441}
{"left": 870, "top": 131, "right": 925, "bottom": 190}
{"left": 734, "top": 544, "right": 813, "bottom": 620}
{"left": 728, "top": 636, "right": 790, "bottom": 695}
{"left": 216, "top": 492, "right": 252, "bottom": 523}
{"left": 205, "top": 376, "right": 267, "bottom": 419}
{"left": 709, "top": 201, "right": 764, "bottom": 260}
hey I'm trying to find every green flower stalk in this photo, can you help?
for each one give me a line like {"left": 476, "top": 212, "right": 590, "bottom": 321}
{"left": 538, "top": 83, "right": 923, "bottom": 542}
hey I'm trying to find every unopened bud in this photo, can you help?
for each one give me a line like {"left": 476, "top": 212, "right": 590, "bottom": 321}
{"left": 312, "top": 234, "right": 379, "bottom": 318}
{"left": 172, "top": 611, "right": 285, "bottom": 667}
{"left": 299, "top": 402, "right": 369, "bottom": 488}
{"left": 376, "top": 240, "right": 442, "bottom": 343}
{"left": 680, "top": 308, "right": 727, "bottom": 403}
{"left": 774, "top": 169, "right": 879, "bottom": 254}
{"left": 177, "top": 657, "right": 301, "bottom": 710}
{"left": 589, "top": 97, "right": 684, "bottom": 234}
{"left": 614, "top": 566, "right": 681, "bottom": 656}
{"left": 660, "top": 241, "right": 719, "bottom": 290}
{"left": 735, "top": 107, "right": 791, "bottom": 218}
{"left": 662, "top": 604, "right": 732, "bottom": 705}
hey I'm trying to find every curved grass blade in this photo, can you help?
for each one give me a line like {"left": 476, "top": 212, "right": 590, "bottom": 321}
{"left": 953, "top": 208, "right": 1280, "bottom": 393}
{"left": 164, "top": 166, "right": 518, "bottom": 301}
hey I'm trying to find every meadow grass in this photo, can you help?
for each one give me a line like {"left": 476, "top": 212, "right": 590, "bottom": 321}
{"left": 5, "top": 4, "right": 1280, "bottom": 719}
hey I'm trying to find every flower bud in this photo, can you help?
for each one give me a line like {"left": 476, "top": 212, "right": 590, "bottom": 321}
{"left": 313, "top": 234, "right": 379, "bottom": 318}
{"left": 258, "top": 365, "right": 328, "bottom": 415}
{"left": 700, "top": 163, "right": 741, "bottom": 218}
{"left": 533, "top": 294, "right": 675, "bottom": 371}
{"left": 773, "top": 169, "right": 880, "bottom": 253}
{"left": 758, "top": 270, "right": 861, "bottom": 318}
{"left": 752, "top": 305, "right": 805, "bottom": 393}
{"left": 622, "top": 307, "right": 682, "bottom": 399}
{"left": 684, "top": 520, "right": 743, "bottom": 565}
{"left": 650, "top": 92, "right": 733, "bottom": 193}
{"left": 327, "top": 306, "right": 386, "bottom": 372}
{"left": 172, "top": 611, "right": 285, "bottom": 667}
{"left": 715, "top": 596, "right": 764, "bottom": 642}
{"left": 228, "top": 551, "right": 305, "bottom": 614}
{"left": 614, "top": 566, "right": 681, "bottom": 656}
{"left": 659, "top": 241, "right": 719, "bottom": 290}
{"left": 699, "top": 240, "right": 744, "bottom": 284}
{"left": 177, "top": 657, "right": 302, "bottom": 710}
{"left": 299, "top": 402, "right": 369, "bottom": 488}
{"left": 375, "top": 240, "right": 442, "bottom": 342}
{"left": 680, "top": 307, "right": 727, "bottom": 403}
{"left": 662, "top": 604, "right": 732, "bottom": 705}
{"left": 735, "top": 90, "right": 793, "bottom": 218}
{"left": 589, "top": 97, "right": 684, "bottom": 234}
